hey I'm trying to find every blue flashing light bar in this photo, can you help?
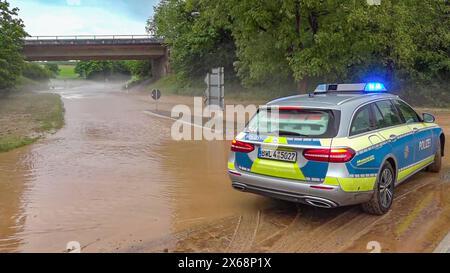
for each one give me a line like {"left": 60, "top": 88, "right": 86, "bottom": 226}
{"left": 314, "top": 83, "right": 387, "bottom": 93}
{"left": 364, "top": 82, "right": 387, "bottom": 92}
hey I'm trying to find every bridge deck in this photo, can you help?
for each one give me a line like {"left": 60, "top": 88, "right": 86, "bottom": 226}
{"left": 22, "top": 35, "right": 167, "bottom": 61}
{"left": 22, "top": 35, "right": 170, "bottom": 78}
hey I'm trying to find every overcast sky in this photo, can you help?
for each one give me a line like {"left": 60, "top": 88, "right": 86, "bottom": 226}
{"left": 12, "top": 0, "right": 158, "bottom": 36}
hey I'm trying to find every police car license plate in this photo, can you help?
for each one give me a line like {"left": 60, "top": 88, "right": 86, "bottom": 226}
{"left": 258, "top": 149, "right": 297, "bottom": 163}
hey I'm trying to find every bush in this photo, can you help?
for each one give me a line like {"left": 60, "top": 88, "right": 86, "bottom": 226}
{"left": 74, "top": 60, "right": 152, "bottom": 80}
{"left": 126, "top": 60, "right": 152, "bottom": 79}
{"left": 75, "top": 61, "right": 131, "bottom": 80}
{"left": 22, "top": 62, "right": 52, "bottom": 82}
{"left": 44, "top": 63, "right": 60, "bottom": 77}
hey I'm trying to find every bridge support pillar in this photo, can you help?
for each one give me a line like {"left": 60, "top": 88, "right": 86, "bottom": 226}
{"left": 151, "top": 49, "right": 169, "bottom": 80}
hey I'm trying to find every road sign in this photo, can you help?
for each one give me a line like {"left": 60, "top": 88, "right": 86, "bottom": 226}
{"left": 204, "top": 67, "right": 224, "bottom": 109}
{"left": 151, "top": 89, "right": 161, "bottom": 112}
{"left": 152, "top": 89, "right": 161, "bottom": 100}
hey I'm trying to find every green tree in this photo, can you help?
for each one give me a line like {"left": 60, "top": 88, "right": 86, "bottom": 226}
{"left": 125, "top": 60, "right": 152, "bottom": 79}
{"left": 44, "top": 63, "right": 60, "bottom": 77}
{"left": 75, "top": 60, "right": 153, "bottom": 80}
{"left": 0, "top": 0, "right": 27, "bottom": 90}
{"left": 149, "top": 0, "right": 449, "bottom": 101}
{"left": 408, "top": 0, "right": 450, "bottom": 83}
{"left": 148, "top": 0, "right": 237, "bottom": 82}
{"left": 74, "top": 61, "right": 132, "bottom": 80}
{"left": 210, "top": 0, "right": 421, "bottom": 88}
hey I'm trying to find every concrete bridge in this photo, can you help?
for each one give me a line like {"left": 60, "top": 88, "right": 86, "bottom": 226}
{"left": 23, "top": 35, "right": 169, "bottom": 79}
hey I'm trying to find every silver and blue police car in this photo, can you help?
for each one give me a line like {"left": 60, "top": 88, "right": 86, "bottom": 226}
{"left": 228, "top": 83, "right": 445, "bottom": 215}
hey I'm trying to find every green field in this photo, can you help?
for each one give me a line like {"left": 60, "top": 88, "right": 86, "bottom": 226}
{"left": 57, "top": 64, "right": 79, "bottom": 79}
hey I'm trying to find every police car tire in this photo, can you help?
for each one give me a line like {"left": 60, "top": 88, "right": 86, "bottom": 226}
{"left": 427, "top": 139, "right": 442, "bottom": 173}
{"left": 361, "top": 162, "right": 395, "bottom": 215}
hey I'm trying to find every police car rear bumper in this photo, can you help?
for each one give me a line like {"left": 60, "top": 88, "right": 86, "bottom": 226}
{"left": 229, "top": 170, "right": 373, "bottom": 208}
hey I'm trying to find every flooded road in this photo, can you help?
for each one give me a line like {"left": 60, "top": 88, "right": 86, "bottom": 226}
{"left": 0, "top": 80, "right": 259, "bottom": 252}
{"left": 1, "top": 80, "right": 450, "bottom": 252}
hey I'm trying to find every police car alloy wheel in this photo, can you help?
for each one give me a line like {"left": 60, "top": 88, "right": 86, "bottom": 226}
{"left": 362, "top": 162, "right": 395, "bottom": 215}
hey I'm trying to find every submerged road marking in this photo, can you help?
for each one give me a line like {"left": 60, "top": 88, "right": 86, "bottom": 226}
{"left": 434, "top": 231, "right": 450, "bottom": 253}
{"left": 143, "top": 110, "right": 222, "bottom": 133}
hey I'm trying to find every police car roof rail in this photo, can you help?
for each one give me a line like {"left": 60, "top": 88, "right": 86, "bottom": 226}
{"left": 335, "top": 93, "right": 389, "bottom": 106}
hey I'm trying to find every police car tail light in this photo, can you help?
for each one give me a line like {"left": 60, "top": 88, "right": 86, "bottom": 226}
{"left": 328, "top": 148, "right": 356, "bottom": 162}
{"left": 231, "top": 139, "right": 254, "bottom": 153}
{"left": 303, "top": 148, "right": 355, "bottom": 163}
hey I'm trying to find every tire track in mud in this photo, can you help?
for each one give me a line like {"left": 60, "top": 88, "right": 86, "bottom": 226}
{"left": 347, "top": 174, "right": 450, "bottom": 252}
{"left": 255, "top": 170, "right": 447, "bottom": 253}
{"left": 257, "top": 207, "right": 353, "bottom": 252}
{"left": 278, "top": 208, "right": 370, "bottom": 252}
{"left": 252, "top": 207, "right": 302, "bottom": 251}
{"left": 121, "top": 168, "right": 449, "bottom": 253}
{"left": 227, "top": 210, "right": 261, "bottom": 252}
{"left": 163, "top": 175, "right": 441, "bottom": 253}
{"left": 327, "top": 180, "right": 441, "bottom": 252}
{"left": 342, "top": 170, "right": 450, "bottom": 252}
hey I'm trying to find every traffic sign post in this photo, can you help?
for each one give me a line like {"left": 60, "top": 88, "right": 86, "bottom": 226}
{"left": 204, "top": 67, "right": 224, "bottom": 109}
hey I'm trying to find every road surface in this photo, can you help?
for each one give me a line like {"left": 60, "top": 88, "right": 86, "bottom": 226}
{"left": 0, "top": 80, "right": 449, "bottom": 253}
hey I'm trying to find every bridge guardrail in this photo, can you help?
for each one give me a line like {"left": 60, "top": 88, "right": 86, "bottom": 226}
{"left": 25, "top": 35, "right": 157, "bottom": 40}
{"left": 24, "top": 35, "right": 164, "bottom": 45}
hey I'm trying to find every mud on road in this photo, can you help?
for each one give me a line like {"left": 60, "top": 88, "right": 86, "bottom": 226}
{"left": 1, "top": 80, "right": 449, "bottom": 253}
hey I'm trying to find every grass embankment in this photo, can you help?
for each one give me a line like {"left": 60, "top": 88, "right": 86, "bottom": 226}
{"left": 0, "top": 91, "right": 65, "bottom": 152}
{"left": 147, "top": 75, "right": 298, "bottom": 102}
{"left": 57, "top": 64, "right": 79, "bottom": 79}
{"left": 16, "top": 76, "right": 50, "bottom": 91}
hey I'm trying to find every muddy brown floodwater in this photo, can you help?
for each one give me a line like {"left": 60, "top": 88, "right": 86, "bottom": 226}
{"left": 0, "top": 80, "right": 449, "bottom": 253}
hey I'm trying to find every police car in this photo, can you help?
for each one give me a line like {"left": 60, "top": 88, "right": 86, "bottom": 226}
{"left": 228, "top": 83, "right": 445, "bottom": 215}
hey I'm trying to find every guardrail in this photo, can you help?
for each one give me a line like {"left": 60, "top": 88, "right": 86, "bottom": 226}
{"left": 25, "top": 35, "right": 156, "bottom": 41}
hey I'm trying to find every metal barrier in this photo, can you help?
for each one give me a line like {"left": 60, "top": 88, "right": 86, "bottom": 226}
{"left": 25, "top": 35, "right": 156, "bottom": 41}
{"left": 23, "top": 35, "right": 165, "bottom": 46}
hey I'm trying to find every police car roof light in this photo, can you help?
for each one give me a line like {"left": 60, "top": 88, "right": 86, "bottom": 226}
{"left": 364, "top": 82, "right": 387, "bottom": 92}
{"left": 314, "top": 83, "right": 387, "bottom": 93}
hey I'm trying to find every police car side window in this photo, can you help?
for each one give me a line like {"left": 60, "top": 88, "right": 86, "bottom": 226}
{"left": 350, "top": 105, "right": 372, "bottom": 136}
{"left": 372, "top": 103, "right": 384, "bottom": 126}
{"left": 374, "top": 100, "right": 402, "bottom": 128}
{"left": 394, "top": 100, "right": 420, "bottom": 124}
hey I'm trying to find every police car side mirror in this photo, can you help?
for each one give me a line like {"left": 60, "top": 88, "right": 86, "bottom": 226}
{"left": 422, "top": 113, "right": 435, "bottom": 123}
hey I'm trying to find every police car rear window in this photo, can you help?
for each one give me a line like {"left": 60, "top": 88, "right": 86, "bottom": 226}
{"left": 246, "top": 108, "right": 339, "bottom": 138}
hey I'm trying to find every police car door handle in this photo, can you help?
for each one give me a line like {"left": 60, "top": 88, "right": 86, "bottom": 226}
{"left": 412, "top": 127, "right": 419, "bottom": 133}
{"left": 389, "top": 134, "right": 398, "bottom": 142}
